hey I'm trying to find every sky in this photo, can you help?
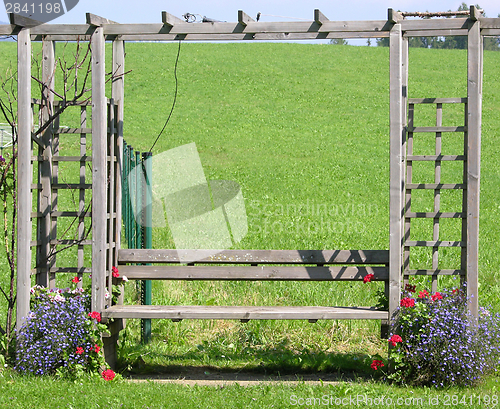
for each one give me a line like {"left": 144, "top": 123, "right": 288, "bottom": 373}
{"left": 1, "top": 0, "right": 499, "bottom": 27}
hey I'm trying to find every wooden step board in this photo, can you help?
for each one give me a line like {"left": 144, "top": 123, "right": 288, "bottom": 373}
{"left": 117, "top": 265, "right": 388, "bottom": 281}
{"left": 118, "top": 249, "right": 389, "bottom": 265}
{"left": 102, "top": 305, "right": 389, "bottom": 321}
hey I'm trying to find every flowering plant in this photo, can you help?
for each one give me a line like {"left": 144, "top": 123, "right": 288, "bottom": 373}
{"left": 15, "top": 282, "right": 117, "bottom": 381}
{"left": 386, "top": 283, "right": 500, "bottom": 387}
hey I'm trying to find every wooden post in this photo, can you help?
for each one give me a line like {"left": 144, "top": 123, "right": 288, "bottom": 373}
{"left": 16, "top": 28, "right": 33, "bottom": 330}
{"left": 388, "top": 22, "right": 405, "bottom": 325}
{"left": 37, "top": 37, "right": 55, "bottom": 288}
{"left": 91, "top": 26, "right": 107, "bottom": 314}
{"left": 466, "top": 8, "right": 482, "bottom": 318}
{"left": 112, "top": 39, "right": 125, "bottom": 263}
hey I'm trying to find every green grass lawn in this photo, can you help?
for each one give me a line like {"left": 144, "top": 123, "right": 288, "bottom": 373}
{"left": 0, "top": 41, "right": 499, "bottom": 397}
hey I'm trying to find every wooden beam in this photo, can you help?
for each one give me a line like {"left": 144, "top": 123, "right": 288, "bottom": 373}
{"left": 102, "top": 305, "right": 389, "bottom": 321}
{"left": 238, "top": 10, "right": 254, "bottom": 26}
{"left": 9, "top": 13, "right": 42, "bottom": 27}
{"left": 86, "top": 13, "right": 117, "bottom": 26}
{"left": 112, "top": 39, "right": 125, "bottom": 274}
{"left": 314, "top": 9, "right": 329, "bottom": 25}
{"left": 466, "top": 15, "right": 482, "bottom": 319}
{"left": 162, "top": 11, "right": 184, "bottom": 27}
{"left": 389, "top": 22, "right": 404, "bottom": 324}
{"left": 16, "top": 28, "right": 32, "bottom": 330}
{"left": 36, "top": 37, "right": 55, "bottom": 288}
{"left": 91, "top": 26, "right": 107, "bottom": 314}
{"left": 388, "top": 8, "right": 403, "bottom": 24}
{"left": 117, "top": 265, "right": 389, "bottom": 281}
{"left": 469, "top": 5, "right": 481, "bottom": 21}
{"left": 118, "top": 249, "right": 390, "bottom": 265}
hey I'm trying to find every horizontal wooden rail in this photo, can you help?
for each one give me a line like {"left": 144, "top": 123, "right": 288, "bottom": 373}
{"left": 118, "top": 249, "right": 389, "bottom": 265}
{"left": 405, "top": 212, "right": 465, "bottom": 219}
{"left": 408, "top": 126, "right": 466, "bottom": 133}
{"left": 102, "top": 305, "right": 389, "bottom": 321}
{"left": 405, "top": 240, "right": 465, "bottom": 247}
{"left": 406, "top": 155, "right": 466, "bottom": 161}
{"left": 117, "top": 265, "right": 388, "bottom": 281}
{"left": 4, "top": 16, "right": 500, "bottom": 40}
{"left": 407, "top": 269, "right": 463, "bottom": 275}
{"left": 408, "top": 97, "right": 467, "bottom": 104}
{"left": 406, "top": 183, "right": 465, "bottom": 190}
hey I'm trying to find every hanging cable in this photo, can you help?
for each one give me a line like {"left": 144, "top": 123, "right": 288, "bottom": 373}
{"left": 148, "top": 39, "right": 182, "bottom": 153}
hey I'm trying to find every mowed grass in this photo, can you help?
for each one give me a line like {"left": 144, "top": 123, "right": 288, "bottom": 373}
{"left": 0, "top": 42, "right": 499, "bottom": 378}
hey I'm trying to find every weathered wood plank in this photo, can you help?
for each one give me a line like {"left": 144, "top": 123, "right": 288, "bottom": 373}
{"left": 117, "top": 265, "right": 389, "bottom": 281}
{"left": 466, "top": 14, "right": 482, "bottom": 318}
{"left": 389, "top": 23, "right": 404, "bottom": 323}
{"left": 118, "top": 249, "right": 389, "bottom": 265}
{"left": 406, "top": 155, "right": 466, "bottom": 161}
{"left": 408, "top": 97, "right": 467, "bottom": 104}
{"left": 91, "top": 27, "right": 107, "bottom": 314}
{"left": 162, "top": 11, "right": 184, "bottom": 27}
{"left": 406, "top": 183, "right": 465, "bottom": 189}
{"left": 405, "top": 241, "right": 465, "bottom": 247}
{"left": 16, "top": 27, "right": 32, "bottom": 330}
{"left": 406, "top": 212, "right": 465, "bottom": 218}
{"left": 36, "top": 37, "right": 55, "bottom": 288}
{"left": 314, "top": 10, "right": 329, "bottom": 25}
{"left": 404, "top": 29, "right": 467, "bottom": 38}
{"left": 408, "top": 269, "right": 463, "bottom": 275}
{"left": 55, "top": 127, "right": 93, "bottom": 134}
{"left": 409, "top": 126, "right": 465, "bottom": 133}
{"left": 86, "top": 13, "right": 117, "bottom": 26}
{"left": 401, "top": 18, "right": 468, "bottom": 31}
{"left": 238, "top": 10, "right": 254, "bottom": 26}
{"left": 102, "top": 305, "right": 389, "bottom": 320}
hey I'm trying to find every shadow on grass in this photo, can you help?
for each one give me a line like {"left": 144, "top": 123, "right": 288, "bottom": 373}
{"left": 118, "top": 341, "right": 382, "bottom": 383}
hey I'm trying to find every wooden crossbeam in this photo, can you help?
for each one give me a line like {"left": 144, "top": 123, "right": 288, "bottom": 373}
{"left": 238, "top": 10, "right": 254, "bottom": 26}
{"left": 102, "top": 305, "right": 389, "bottom": 321}
{"left": 162, "top": 11, "right": 184, "bottom": 27}
{"left": 117, "top": 265, "right": 389, "bottom": 281}
{"left": 314, "top": 9, "right": 329, "bottom": 25}
{"left": 86, "top": 13, "right": 117, "bottom": 26}
{"left": 118, "top": 249, "right": 390, "bottom": 265}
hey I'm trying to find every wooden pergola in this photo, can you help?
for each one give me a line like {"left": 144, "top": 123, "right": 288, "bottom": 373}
{"left": 9, "top": 7, "right": 498, "bottom": 366}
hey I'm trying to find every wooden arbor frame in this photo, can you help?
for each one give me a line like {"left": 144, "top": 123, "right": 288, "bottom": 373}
{"left": 11, "top": 7, "right": 498, "bottom": 363}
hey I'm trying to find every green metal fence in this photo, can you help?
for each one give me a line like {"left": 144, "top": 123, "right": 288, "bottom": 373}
{"left": 122, "top": 141, "right": 152, "bottom": 343}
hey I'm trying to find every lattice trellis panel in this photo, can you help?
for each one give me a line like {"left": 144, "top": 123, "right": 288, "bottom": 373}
{"left": 404, "top": 98, "right": 468, "bottom": 291}
{"left": 31, "top": 98, "right": 120, "bottom": 301}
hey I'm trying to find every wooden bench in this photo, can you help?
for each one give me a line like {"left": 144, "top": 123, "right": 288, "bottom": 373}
{"left": 102, "top": 249, "right": 390, "bottom": 324}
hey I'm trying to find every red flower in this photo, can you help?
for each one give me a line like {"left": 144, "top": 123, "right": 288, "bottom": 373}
{"left": 400, "top": 297, "right": 415, "bottom": 308}
{"left": 418, "top": 290, "right": 429, "bottom": 299}
{"left": 363, "top": 273, "right": 374, "bottom": 283}
{"left": 93, "top": 344, "right": 101, "bottom": 354}
{"left": 71, "top": 276, "right": 80, "bottom": 284}
{"left": 371, "top": 359, "right": 385, "bottom": 370}
{"left": 112, "top": 266, "right": 120, "bottom": 278}
{"left": 431, "top": 292, "right": 443, "bottom": 301}
{"left": 88, "top": 311, "right": 101, "bottom": 323}
{"left": 405, "top": 284, "right": 416, "bottom": 293}
{"left": 389, "top": 334, "right": 403, "bottom": 347}
{"left": 102, "top": 369, "right": 115, "bottom": 381}
{"left": 76, "top": 347, "right": 84, "bottom": 355}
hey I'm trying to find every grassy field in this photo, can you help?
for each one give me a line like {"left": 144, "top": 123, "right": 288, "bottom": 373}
{"left": 0, "top": 41, "right": 499, "bottom": 400}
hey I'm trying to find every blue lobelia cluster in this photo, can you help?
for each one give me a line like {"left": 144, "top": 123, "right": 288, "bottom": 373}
{"left": 15, "top": 287, "right": 103, "bottom": 377}
{"left": 390, "top": 284, "right": 500, "bottom": 387}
